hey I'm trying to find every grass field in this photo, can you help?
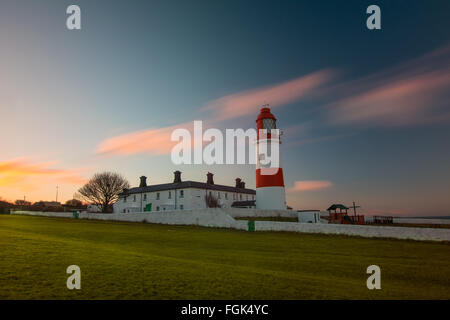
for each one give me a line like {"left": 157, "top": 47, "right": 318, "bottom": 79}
{"left": 0, "top": 214, "right": 449, "bottom": 299}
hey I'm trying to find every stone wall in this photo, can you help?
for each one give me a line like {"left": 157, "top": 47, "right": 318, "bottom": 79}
{"left": 12, "top": 209, "right": 239, "bottom": 229}
{"left": 393, "top": 218, "right": 450, "bottom": 225}
{"left": 253, "top": 221, "right": 450, "bottom": 242}
{"left": 11, "top": 210, "right": 450, "bottom": 242}
{"left": 222, "top": 208, "right": 298, "bottom": 218}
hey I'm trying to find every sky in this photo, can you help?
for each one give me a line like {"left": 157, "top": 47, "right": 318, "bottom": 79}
{"left": 1, "top": 0, "right": 449, "bottom": 216}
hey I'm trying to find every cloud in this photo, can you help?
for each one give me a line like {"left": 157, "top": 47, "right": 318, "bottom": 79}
{"left": 95, "top": 45, "right": 450, "bottom": 158}
{"left": 96, "top": 69, "right": 335, "bottom": 156}
{"left": 289, "top": 180, "right": 333, "bottom": 192}
{"left": 0, "top": 158, "right": 87, "bottom": 190}
{"left": 327, "top": 45, "right": 450, "bottom": 126}
{"left": 203, "top": 69, "right": 335, "bottom": 121}
{"left": 97, "top": 123, "right": 190, "bottom": 156}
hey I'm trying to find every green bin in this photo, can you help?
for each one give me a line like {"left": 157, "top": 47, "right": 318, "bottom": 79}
{"left": 248, "top": 220, "right": 255, "bottom": 232}
{"left": 72, "top": 211, "right": 79, "bottom": 219}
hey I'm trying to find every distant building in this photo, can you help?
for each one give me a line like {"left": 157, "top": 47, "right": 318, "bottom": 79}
{"left": 297, "top": 210, "right": 321, "bottom": 223}
{"left": 113, "top": 172, "right": 256, "bottom": 213}
{"left": 32, "top": 201, "right": 61, "bottom": 207}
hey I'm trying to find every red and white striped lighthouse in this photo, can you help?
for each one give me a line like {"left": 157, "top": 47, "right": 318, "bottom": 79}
{"left": 255, "top": 106, "right": 286, "bottom": 210}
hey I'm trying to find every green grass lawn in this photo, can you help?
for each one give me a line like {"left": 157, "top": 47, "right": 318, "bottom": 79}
{"left": 0, "top": 214, "right": 449, "bottom": 299}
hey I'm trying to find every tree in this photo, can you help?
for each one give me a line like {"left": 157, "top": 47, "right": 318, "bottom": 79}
{"left": 205, "top": 193, "right": 221, "bottom": 208}
{"left": 65, "top": 199, "right": 83, "bottom": 207}
{"left": 78, "top": 172, "right": 129, "bottom": 213}
{"left": 15, "top": 200, "right": 31, "bottom": 206}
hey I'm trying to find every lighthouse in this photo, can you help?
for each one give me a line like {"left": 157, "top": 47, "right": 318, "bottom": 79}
{"left": 255, "top": 106, "right": 286, "bottom": 210}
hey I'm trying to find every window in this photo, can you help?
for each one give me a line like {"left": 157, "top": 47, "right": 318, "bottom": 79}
{"left": 156, "top": 206, "right": 160, "bottom": 211}
{"left": 240, "top": 194, "right": 242, "bottom": 200}
{"left": 143, "top": 194, "right": 147, "bottom": 201}
{"left": 225, "top": 193, "right": 228, "bottom": 200}
{"left": 180, "top": 190, "right": 184, "bottom": 198}
{"left": 262, "top": 118, "right": 276, "bottom": 130}
{"left": 168, "top": 191, "right": 172, "bottom": 199}
{"left": 218, "top": 192, "right": 221, "bottom": 199}
{"left": 124, "top": 197, "right": 127, "bottom": 203}
{"left": 156, "top": 192, "right": 160, "bottom": 200}
{"left": 233, "top": 193, "right": 236, "bottom": 200}
{"left": 246, "top": 195, "right": 248, "bottom": 200}
{"left": 133, "top": 195, "right": 136, "bottom": 202}
{"left": 180, "top": 205, "right": 184, "bottom": 210}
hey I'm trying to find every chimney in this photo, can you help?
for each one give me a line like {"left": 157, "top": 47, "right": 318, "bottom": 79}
{"left": 139, "top": 176, "right": 147, "bottom": 188}
{"left": 174, "top": 170, "right": 182, "bottom": 183}
{"left": 241, "top": 181, "right": 246, "bottom": 189}
{"left": 206, "top": 172, "right": 214, "bottom": 185}
{"left": 235, "top": 178, "right": 242, "bottom": 188}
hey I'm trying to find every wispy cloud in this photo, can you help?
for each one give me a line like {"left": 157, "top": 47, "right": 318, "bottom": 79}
{"left": 0, "top": 158, "right": 87, "bottom": 190}
{"left": 95, "top": 45, "right": 450, "bottom": 158}
{"left": 96, "top": 122, "right": 192, "bottom": 156}
{"left": 96, "top": 70, "right": 335, "bottom": 156}
{"left": 203, "top": 69, "right": 336, "bottom": 121}
{"left": 289, "top": 180, "right": 333, "bottom": 192}
{"left": 326, "top": 45, "right": 450, "bottom": 126}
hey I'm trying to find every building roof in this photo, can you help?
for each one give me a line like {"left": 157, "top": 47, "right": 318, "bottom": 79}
{"left": 327, "top": 204, "right": 348, "bottom": 211}
{"left": 119, "top": 180, "right": 256, "bottom": 197}
{"left": 231, "top": 200, "right": 256, "bottom": 207}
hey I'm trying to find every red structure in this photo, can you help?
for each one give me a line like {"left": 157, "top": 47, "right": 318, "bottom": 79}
{"left": 327, "top": 204, "right": 365, "bottom": 225}
{"left": 255, "top": 106, "right": 286, "bottom": 210}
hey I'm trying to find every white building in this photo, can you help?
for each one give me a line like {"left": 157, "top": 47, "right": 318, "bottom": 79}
{"left": 113, "top": 171, "right": 256, "bottom": 213}
{"left": 298, "top": 210, "right": 321, "bottom": 223}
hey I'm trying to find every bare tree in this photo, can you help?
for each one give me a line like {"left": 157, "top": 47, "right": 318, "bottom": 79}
{"left": 15, "top": 200, "right": 31, "bottom": 206}
{"left": 78, "top": 172, "right": 130, "bottom": 213}
{"left": 205, "top": 193, "right": 221, "bottom": 208}
{"left": 65, "top": 199, "right": 83, "bottom": 207}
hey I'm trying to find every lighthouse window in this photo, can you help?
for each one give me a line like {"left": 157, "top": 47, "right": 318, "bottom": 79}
{"left": 262, "top": 118, "right": 276, "bottom": 130}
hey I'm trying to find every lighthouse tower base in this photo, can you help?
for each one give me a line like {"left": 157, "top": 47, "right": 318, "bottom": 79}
{"left": 256, "top": 187, "right": 286, "bottom": 210}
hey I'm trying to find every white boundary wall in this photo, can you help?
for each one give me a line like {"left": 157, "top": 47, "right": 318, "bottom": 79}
{"left": 224, "top": 208, "right": 297, "bottom": 218}
{"left": 11, "top": 210, "right": 450, "bottom": 242}
{"left": 12, "top": 209, "right": 241, "bottom": 229}
{"left": 392, "top": 218, "right": 450, "bottom": 225}
{"left": 253, "top": 221, "right": 450, "bottom": 241}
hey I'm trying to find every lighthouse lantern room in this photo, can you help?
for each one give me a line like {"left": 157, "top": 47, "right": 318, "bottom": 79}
{"left": 255, "top": 106, "right": 287, "bottom": 210}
